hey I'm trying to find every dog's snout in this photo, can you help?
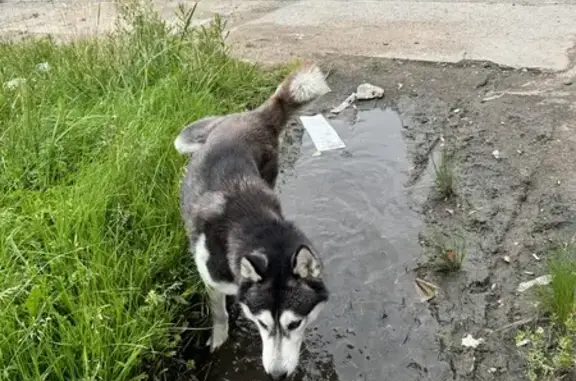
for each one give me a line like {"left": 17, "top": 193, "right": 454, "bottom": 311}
{"left": 267, "top": 371, "right": 288, "bottom": 381}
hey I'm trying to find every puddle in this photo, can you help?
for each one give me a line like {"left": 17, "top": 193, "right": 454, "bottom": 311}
{"left": 199, "top": 108, "right": 450, "bottom": 380}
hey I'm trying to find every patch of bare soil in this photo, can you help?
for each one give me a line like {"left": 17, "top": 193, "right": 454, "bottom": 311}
{"left": 324, "top": 56, "right": 576, "bottom": 381}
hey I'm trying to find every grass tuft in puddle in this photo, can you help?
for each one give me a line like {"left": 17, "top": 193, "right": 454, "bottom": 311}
{"left": 517, "top": 239, "right": 576, "bottom": 381}
{"left": 0, "top": 1, "right": 286, "bottom": 380}
{"left": 432, "top": 148, "right": 456, "bottom": 199}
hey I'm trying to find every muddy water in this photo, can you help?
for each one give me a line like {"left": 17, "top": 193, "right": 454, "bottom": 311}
{"left": 201, "top": 108, "right": 451, "bottom": 380}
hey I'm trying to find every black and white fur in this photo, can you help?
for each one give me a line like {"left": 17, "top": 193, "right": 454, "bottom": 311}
{"left": 175, "top": 64, "right": 330, "bottom": 380}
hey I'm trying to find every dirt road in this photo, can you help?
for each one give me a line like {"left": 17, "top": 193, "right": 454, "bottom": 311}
{"left": 3, "top": 2, "right": 576, "bottom": 381}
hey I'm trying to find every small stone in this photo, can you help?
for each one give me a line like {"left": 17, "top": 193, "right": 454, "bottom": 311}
{"left": 492, "top": 150, "right": 501, "bottom": 159}
{"left": 563, "top": 79, "right": 573, "bottom": 86}
{"left": 503, "top": 256, "right": 511, "bottom": 263}
{"left": 356, "top": 83, "right": 384, "bottom": 100}
{"left": 516, "top": 338, "right": 531, "bottom": 347}
{"left": 462, "top": 334, "right": 484, "bottom": 348}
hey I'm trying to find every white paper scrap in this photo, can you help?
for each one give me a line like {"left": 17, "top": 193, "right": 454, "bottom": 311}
{"left": 299, "top": 114, "right": 346, "bottom": 152}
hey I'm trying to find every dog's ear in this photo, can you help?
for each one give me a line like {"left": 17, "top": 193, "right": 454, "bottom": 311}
{"left": 292, "top": 245, "right": 321, "bottom": 279}
{"left": 240, "top": 251, "right": 268, "bottom": 282}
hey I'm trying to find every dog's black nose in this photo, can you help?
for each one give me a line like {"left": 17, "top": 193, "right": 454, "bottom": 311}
{"left": 268, "top": 372, "right": 287, "bottom": 381}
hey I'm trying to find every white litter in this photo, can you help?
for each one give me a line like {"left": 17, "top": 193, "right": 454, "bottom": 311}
{"left": 331, "top": 93, "right": 357, "bottom": 114}
{"left": 356, "top": 83, "right": 384, "bottom": 100}
{"left": 36, "top": 62, "right": 51, "bottom": 72}
{"left": 462, "top": 334, "right": 484, "bottom": 348}
{"left": 517, "top": 275, "right": 552, "bottom": 293}
{"left": 516, "top": 338, "right": 531, "bottom": 347}
{"left": 492, "top": 150, "right": 501, "bottom": 159}
{"left": 299, "top": 114, "right": 346, "bottom": 152}
{"left": 3, "top": 77, "right": 26, "bottom": 90}
{"left": 532, "top": 253, "right": 541, "bottom": 261}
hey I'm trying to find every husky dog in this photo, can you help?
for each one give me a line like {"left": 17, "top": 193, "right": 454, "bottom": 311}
{"left": 174, "top": 64, "right": 330, "bottom": 380}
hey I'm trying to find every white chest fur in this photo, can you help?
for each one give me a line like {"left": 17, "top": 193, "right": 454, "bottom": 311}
{"left": 194, "top": 234, "right": 239, "bottom": 295}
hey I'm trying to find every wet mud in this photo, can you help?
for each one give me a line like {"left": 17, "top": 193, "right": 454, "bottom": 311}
{"left": 185, "top": 57, "right": 576, "bottom": 381}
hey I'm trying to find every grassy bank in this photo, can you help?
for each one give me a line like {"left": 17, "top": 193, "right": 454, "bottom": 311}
{"left": 517, "top": 240, "right": 576, "bottom": 381}
{"left": 0, "top": 3, "right": 285, "bottom": 380}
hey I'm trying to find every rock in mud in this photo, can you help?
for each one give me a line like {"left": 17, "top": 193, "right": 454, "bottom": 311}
{"left": 517, "top": 275, "right": 551, "bottom": 293}
{"left": 462, "top": 334, "right": 485, "bottom": 348}
{"left": 356, "top": 83, "right": 384, "bottom": 100}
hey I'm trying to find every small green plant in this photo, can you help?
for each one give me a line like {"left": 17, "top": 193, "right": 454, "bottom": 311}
{"left": 432, "top": 148, "right": 456, "bottom": 198}
{"left": 426, "top": 233, "right": 466, "bottom": 273}
{"left": 539, "top": 242, "right": 576, "bottom": 324}
{"left": 517, "top": 240, "right": 576, "bottom": 381}
{"left": 516, "top": 318, "right": 576, "bottom": 381}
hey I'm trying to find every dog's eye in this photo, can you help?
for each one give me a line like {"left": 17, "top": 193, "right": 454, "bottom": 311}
{"left": 287, "top": 320, "right": 302, "bottom": 331}
{"left": 257, "top": 320, "right": 269, "bottom": 330}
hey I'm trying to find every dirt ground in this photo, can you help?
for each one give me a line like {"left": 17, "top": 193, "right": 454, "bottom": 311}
{"left": 312, "top": 56, "right": 576, "bottom": 381}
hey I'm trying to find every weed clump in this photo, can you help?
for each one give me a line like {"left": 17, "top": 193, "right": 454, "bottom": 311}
{"left": 433, "top": 148, "right": 456, "bottom": 199}
{"left": 424, "top": 233, "right": 466, "bottom": 273}
{"left": 517, "top": 240, "right": 576, "bottom": 381}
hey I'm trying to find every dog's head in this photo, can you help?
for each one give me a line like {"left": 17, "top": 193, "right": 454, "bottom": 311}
{"left": 237, "top": 245, "right": 328, "bottom": 380}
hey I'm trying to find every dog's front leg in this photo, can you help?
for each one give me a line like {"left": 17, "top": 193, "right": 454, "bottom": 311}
{"left": 206, "top": 288, "right": 229, "bottom": 352}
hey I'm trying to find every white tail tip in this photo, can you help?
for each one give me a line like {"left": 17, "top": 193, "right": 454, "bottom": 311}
{"left": 286, "top": 65, "right": 331, "bottom": 105}
{"left": 174, "top": 134, "right": 203, "bottom": 155}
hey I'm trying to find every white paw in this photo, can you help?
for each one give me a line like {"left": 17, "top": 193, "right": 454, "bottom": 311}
{"left": 206, "top": 322, "right": 229, "bottom": 352}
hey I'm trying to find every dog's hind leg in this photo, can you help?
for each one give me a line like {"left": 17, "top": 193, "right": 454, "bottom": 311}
{"left": 206, "top": 288, "right": 229, "bottom": 352}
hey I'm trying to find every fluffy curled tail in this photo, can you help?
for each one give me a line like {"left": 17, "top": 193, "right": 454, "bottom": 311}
{"left": 173, "top": 63, "right": 330, "bottom": 155}
{"left": 271, "top": 63, "right": 331, "bottom": 109}
{"left": 255, "top": 62, "right": 331, "bottom": 130}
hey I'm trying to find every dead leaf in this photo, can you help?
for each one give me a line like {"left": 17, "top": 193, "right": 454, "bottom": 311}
{"left": 414, "top": 278, "right": 438, "bottom": 302}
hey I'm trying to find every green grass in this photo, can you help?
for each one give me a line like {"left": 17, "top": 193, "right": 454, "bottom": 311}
{"left": 432, "top": 147, "right": 456, "bottom": 199}
{"left": 0, "top": 2, "right": 287, "bottom": 380}
{"left": 516, "top": 240, "right": 576, "bottom": 381}
{"left": 540, "top": 243, "right": 576, "bottom": 324}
